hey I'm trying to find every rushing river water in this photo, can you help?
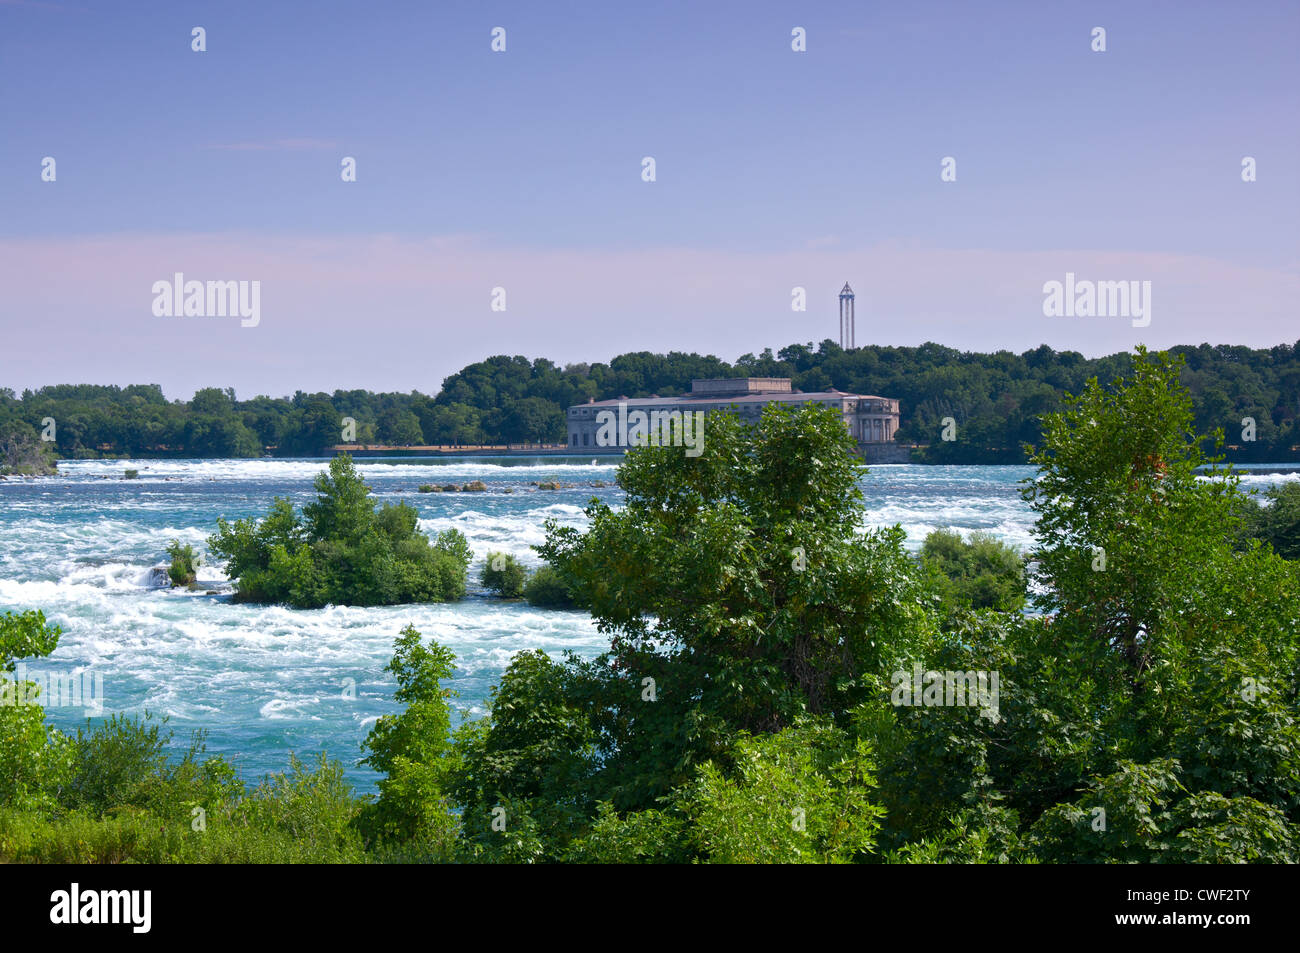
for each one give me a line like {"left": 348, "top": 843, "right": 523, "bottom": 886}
{"left": 1, "top": 457, "right": 1293, "bottom": 793}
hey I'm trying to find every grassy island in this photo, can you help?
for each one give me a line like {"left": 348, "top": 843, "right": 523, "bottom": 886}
{"left": 207, "top": 454, "right": 471, "bottom": 608}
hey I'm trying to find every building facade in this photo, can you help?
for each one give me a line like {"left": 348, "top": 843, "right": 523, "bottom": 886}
{"left": 566, "top": 377, "right": 900, "bottom": 455}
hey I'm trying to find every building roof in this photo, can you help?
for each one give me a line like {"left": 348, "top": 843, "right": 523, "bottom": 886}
{"left": 573, "top": 390, "right": 894, "bottom": 410}
{"left": 689, "top": 376, "right": 792, "bottom": 396}
{"left": 840, "top": 282, "right": 854, "bottom": 296}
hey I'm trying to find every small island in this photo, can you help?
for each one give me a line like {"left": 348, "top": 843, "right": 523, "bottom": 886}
{"left": 207, "top": 454, "right": 472, "bottom": 608}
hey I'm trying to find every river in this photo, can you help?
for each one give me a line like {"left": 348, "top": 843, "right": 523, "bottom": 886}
{"left": 1, "top": 457, "right": 1291, "bottom": 792}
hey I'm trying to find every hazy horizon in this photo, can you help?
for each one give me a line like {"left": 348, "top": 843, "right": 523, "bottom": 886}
{"left": 3, "top": 0, "right": 1297, "bottom": 400}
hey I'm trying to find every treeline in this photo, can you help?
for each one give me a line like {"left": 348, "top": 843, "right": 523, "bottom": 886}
{"left": 3, "top": 339, "right": 1299, "bottom": 461}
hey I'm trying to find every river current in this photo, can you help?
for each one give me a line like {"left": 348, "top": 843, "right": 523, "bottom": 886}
{"left": 1, "top": 457, "right": 1291, "bottom": 792}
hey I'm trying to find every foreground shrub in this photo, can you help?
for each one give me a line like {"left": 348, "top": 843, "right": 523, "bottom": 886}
{"left": 225, "top": 754, "right": 368, "bottom": 863}
{"left": 60, "top": 713, "right": 170, "bottom": 815}
{"left": 452, "top": 650, "right": 597, "bottom": 863}
{"left": 357, "top": 626, "right": 460, "bottom": 859}
{"left": 684, "top": 720, "right": 883, "bottom": 863}
{"left": 0, "top": 755, "right": 366, "bottom": 864}
{"left": 0, "top": 611, "right": 71, "bottom": 812}
{"left": 566, "top": 720, "right": 883, "bottom": 864}
{"left": 0, "top": 683, "right": 71, "bottom": 813}
{"left": 58, "top": 714, "right": 243, "bottom": 823}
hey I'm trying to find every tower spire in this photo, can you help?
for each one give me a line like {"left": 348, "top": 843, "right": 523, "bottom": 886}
{"left": 838, "top": 282, "right": 855, "bottom": 349}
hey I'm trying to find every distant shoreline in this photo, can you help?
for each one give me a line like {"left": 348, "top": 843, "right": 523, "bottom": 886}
{"left": 9, "top": 454, "right": 1300, "bottom": 475}
{"left": 333, "top": 444, "right": 622, "bottom": 457}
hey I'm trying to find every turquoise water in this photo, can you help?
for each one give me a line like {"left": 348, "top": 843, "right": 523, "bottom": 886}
{"left": 1, "top": 457, "right": 1292, "bottom": 793}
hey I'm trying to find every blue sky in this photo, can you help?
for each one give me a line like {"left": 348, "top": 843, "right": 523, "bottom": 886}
{"left": 2, "top": 0, "right": 1297, "bottom": 398}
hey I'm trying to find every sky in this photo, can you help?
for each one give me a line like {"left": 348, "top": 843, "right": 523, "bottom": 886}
{"left": 1, "top": 0, "right": 1297, "bottom": 400}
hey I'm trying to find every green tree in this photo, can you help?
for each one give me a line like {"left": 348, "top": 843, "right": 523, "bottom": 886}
{"left": 359, "top": 626, "right": 460, "bottom": 857}
{"left": 452, "top": 650, "right": 597, "bottom": 862}
{"left": 303, "top": 455, "right": 374, "bottom": 543}
{"left": 539, "top": 403, "right": 930, "bottom": 809}
{"left": 278, "top": 398, "right": 342, "bottom": 456}
{"left": 1241, "top": 481, "right": 1300, "bottom": 559}
{"left": 683, "top": 719, "right": 882, "bottom": 863}
{"left": 0, "top": 422, "right": 56, "bottom": 476}
{"left": 874, "top": 348, "right": 1300, "bottom": 862}
{"left": 481, "top": 553, "right": 527, "bottom": 598}
{"left": 1023, "top": 347, "right": 1243, "bottom": 679}
{"left": 502, "top": 397, "right": 563, "bottom": 445}
{"left": 523, "top": 565, "right": 580, "bottom": 609}
{"left": 378, "top": 408, "right": 425, "bottom": 446}
{"left": 919, "top": 529, "right": 1026, "bottom": 612}
{"left": 0, "top": 611, "right": 72, "bottom": 811}
{"left": 568, "top": 719, "right": 884, "bottom": 864}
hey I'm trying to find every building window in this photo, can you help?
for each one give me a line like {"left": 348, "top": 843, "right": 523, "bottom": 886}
{"left": 583, "top": 432, "right": 589, "bottom": 446}
{"left": 571, "top": 434, "right": 577, "bottom": 446}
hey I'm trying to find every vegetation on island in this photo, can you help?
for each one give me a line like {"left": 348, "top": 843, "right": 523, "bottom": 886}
{"left": 480, "top": 554, "right": 583, "bottom": 609}
{"left": 207, "top": 454, "right": 472, "bottom": 609}
{"left": 919, "top": 529, "right": 1026, "bottom": 614}
{"left": 1239, "top": 481, "right": 1300, "bottom": 560}
{"left": 1, "top": 348, "right": 1298, "bottom": 863}
{"left": 521, "top": 565, "right": 581, "bottom": 609}
{"left": 3, "top": 339, "right": 1298, "bottom": 461}
{"left": 480, "top": 553, "right": 527, "bottom": 599}
{"left": 164, "top": 541, "right": 199, "bottom": 587}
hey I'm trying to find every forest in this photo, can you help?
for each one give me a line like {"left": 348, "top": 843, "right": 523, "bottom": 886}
{"left": 3, "top": 339, "right": 1299, "bottom": 465}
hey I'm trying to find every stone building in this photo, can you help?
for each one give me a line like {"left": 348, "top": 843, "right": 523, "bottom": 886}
{"left": 566, "top": 377, "right": 902, "bottom": 457}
